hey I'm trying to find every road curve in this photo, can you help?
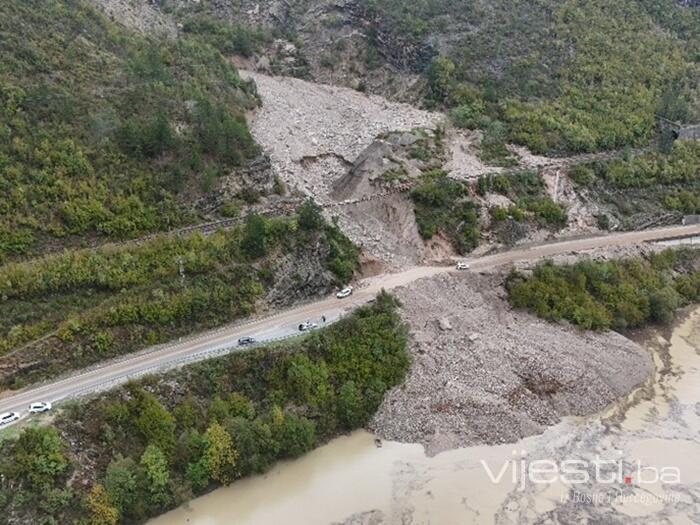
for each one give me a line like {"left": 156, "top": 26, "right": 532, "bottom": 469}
{"left": 1, "top": 223, "right": 699, "bottom": 419}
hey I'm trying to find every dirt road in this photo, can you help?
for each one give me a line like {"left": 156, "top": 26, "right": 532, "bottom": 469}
{"left": 1, "top": 224, "right": 698, "bottom": 419}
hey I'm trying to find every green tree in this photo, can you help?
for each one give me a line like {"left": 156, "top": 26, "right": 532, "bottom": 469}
{"left": 228, "top": 392, "right": 255, "bottom": 419}
{"left": 297, "top": 199, "right": 325, "bottom": 231}
{"left": 337, "top": 381, "right": 366, "bottom": 429}
{"left": 204, "top": 423, "right": 239, "bottom": 484}
{"left": 241, "top": 214, "right": 267, "bottom": 259}
{"left": 85, "top": 484, "right": 119, "bottom": 525}
{"left": 650, "top": 286, "right": 681, "bottom": 324}
{"left": 174, "top": 394, "right": 200, "bottom": 430}
{"left": 135, "top": 394, "right": 177, "bottom": 456}
{"left": 276, "top": 412, "right": 316, "bottom": 458}
{"left": 208, "top": 396, "right": 231, "bottom": 424}
{"left": 285, "top": 354, "right": 332, "bottom": 405}
{"left": 228, "top": 417, "right": 279, "bottom": 475}
{"left": 427, "top": 56, "right": 455, "bottom": 104}
{"left": 104, "top": 455, "right": 138, "bottom": 518}
{"left": 140, "top": 444, "right": 171, "bottom": 507}
{"left": 13, "top": 427, "right": 69, "bottom": 490}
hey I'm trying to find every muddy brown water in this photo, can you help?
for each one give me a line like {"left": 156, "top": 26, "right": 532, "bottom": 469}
{"left": 151, "top": 308, "right": 700, "bottom": 524}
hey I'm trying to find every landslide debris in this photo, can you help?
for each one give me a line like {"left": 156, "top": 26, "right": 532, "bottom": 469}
{"left": 242, "top": 70, "right": 444, "bottom": 265}
{"left": 370, "top": 271, "right": 653, "bottom": 455}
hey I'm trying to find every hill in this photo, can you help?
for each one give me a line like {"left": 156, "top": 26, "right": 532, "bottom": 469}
{"left": 0, "top": 0, "right": 261, "bottom": 262}
{"left": 152, "top": 0, "right": 700, "bottom": 156}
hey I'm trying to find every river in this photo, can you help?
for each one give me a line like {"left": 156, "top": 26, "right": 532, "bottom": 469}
{"left": 151, "top": 308, "right": 700, "bottom": 524}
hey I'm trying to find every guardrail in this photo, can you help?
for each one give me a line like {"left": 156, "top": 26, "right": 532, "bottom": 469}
{"left": 64, "top": 312, "right": 350, "bottom": 402}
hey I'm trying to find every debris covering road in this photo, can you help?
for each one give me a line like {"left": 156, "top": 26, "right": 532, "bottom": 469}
{"left": 370, "top": 271, "right": 653, "bottom": 455}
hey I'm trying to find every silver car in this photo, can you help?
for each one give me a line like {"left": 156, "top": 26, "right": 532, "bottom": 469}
{"left": 336, "top": 286, "right": 353, "bottom": 299}
{"left": 28, "top": 402, "right": 52, "bottom": 414}
{"left": 0, "top": 412, "right": 20, "bottom": 425}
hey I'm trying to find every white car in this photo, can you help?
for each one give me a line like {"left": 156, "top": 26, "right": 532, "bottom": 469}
{"left": 336, "top": 286, "right": 353, "bottom": 299}
{"left": 298, "top": 321, "right": 319, "bottom": 332}
{"left": 0, "top": 412, "right": 20, "bottom": 425}
{"left": 456, "top": 262, "right": 470, "bottom": 270}
{"left": 28, "top": 402, "right": 52, "bottom": 414}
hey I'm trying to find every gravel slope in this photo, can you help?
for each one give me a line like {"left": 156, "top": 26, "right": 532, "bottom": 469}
{"left": 371, "top": 272, "right": 653, "bottom": 455}
{"left": 243, "top": 70, "right": 442, "bottom": 203}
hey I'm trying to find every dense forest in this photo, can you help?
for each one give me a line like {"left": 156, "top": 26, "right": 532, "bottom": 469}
{"left": 508, "top": 248, "right": 700, "bottom": 330}
{"left": 379, "top": 0, "right": 700, "bottom": 154}
{"left": 0, "top": 293, "right": 408, "bottom": 524}
{"left": 0, "top": 0, "right": 260, "bottom": 261}
{"left": 0, "top": 203, "right": 358, "bottom": 388}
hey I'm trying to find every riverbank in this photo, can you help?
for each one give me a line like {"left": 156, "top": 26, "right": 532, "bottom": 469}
{"left": 150, "top": 305, "right": 700, "bottom": 525}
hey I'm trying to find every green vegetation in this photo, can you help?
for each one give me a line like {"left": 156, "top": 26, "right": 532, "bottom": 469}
{"left": 0, "top": 0, "right": 260, "bottom": 261}
{"left": 0, "top": 293, "right": 408, "bottom": 524}
{"left": 480, "top": 171, "right": 567, "bottom": 241}
{"left": 570, "top": 141, "right": 700, "bottom": 223}
{"left": 0, "top": 211, "right": 359, "bottom": 388}
{"left": 370, "top": 0, "right": 700, "bottom": 155}
{"left": 508, "top": 249, "right": 700, "bottom": 330}
{"left": 180, "top": 14, "right": 271, "bottom": 58}
{"left": 410, "top": 171, "right": 480, "bottom": 254}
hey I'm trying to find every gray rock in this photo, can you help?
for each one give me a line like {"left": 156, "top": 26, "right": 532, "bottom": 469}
{"left": 438, "top": 318, "right": 453, "bottom": 331}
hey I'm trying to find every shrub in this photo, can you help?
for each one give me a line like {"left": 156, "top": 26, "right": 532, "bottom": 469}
{"left": 508, "top": 250, "right": 700, "bottom": 330}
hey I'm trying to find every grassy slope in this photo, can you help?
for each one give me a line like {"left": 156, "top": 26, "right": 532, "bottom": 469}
{"left": 0, "top": 293, "right": 407, "bottom": 524}
{"left": 0, "top": 0, "right": 259, "bottom": 261}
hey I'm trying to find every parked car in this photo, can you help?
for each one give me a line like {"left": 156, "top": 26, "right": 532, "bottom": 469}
{"left": 28, "top": 402, "right": 52, "bottom": 414}
{"left": 0, "top": 412, "right": 19, "bottom": 425}
{"left": 336, "top": 286, "right": 353, "bottom": 299}
{"left": 298, "top": 321, "right": 318, "bottom": 332}
{"left": 456, "top": 261, "right": 470, "bottom": 270}
{"left": 237, "top": 336, "right": 256, "bottom": 346}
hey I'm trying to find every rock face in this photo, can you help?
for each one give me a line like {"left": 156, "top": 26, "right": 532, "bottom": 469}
{"left": 265, "top": 234, "right": 341, "bottom": 307}
{"left": 370, "top": 272, "right": 653, "bottom": 455}
{"left": 90, "top": 0, "right": 177, "bottom": 37}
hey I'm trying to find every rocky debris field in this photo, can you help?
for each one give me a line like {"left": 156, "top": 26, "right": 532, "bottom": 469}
{"left": 242, "top": 70, "right": 442, "bottom": 203}
{"left": 242, "top": 70, "right": 447, "bottom": 265}
{"left": 370, "top": 271, "right": 653, "bottom": 455}
{"left": 242, "top": 70, "right": 641, "bottom": 267}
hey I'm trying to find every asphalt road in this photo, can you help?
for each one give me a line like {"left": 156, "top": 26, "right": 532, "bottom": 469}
{"left": 1, "top": 223, "right": 699, "bottom": 422}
